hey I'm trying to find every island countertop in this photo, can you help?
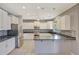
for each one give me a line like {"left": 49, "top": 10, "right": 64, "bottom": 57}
{"left": 33, "top": 34, "right": 76, "bottom": 40}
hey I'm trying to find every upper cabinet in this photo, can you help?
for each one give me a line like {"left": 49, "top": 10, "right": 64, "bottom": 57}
{"left": 60, "top": 15, "right": 71, "bottom": 30}
{"left": 22, "top": 22, "right": 34, "bottom": 29}
{"left": 53, "top": 15, "right": 71, "bottom": 31}
{"left": 0, "top": 9, "right": 2, "bottom": 30}
{"left": 47, "top": 21, "right": 53, "bottom": 29}
{"left": 53, "top": 17, "right": 61, "bottom": 31}
{"left": 7, "top": 15, "right": 11, "bottom": 30}
{"left": 11, "top": 16, "right": 18, "bottom": 24}
{"left": 40, "top": 22, "right": 48, "bottom": 29}
{"left": 0, "top": 9, "right": 11, "bottom": 30}
{"left": 2, "top": 9, "right": 8, "bottom": 30}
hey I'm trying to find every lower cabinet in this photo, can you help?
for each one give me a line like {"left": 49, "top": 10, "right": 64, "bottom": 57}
{"left": 35, "top": 40, "right": 54, "bottom": 54}
{"left": 0, "top": 41, "right": 6, "bottom": 55}
{"left": 0, "top": 37, "right": 15, "bottom": 55}
{"left": 23, "top": 33, "right": 34, "bottom": 39}
{"left": 35, "top": 40, "right": 72, "bottom": 54}
{"left": 6, "top": 37, "right": 15, "bottom": 54}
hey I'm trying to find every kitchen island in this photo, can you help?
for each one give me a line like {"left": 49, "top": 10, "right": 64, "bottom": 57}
{"left": 34, "top": 33, "right": 76, "bottom": 55}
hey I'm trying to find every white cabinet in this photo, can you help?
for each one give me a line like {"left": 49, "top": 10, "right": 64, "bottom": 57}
{"left": 60, "top": 15, "right": 71, "bottom": 30}
{"left": 7, "top": 15, "right": 11, "bottom": 30}
{"left": 0, "top": 37, "right": 15, "bottom": 55}
{"left": 0, "top": 9, "right": 2, "bottom": 30}
{"left": 35, "top": 40, "right": 54, "bottom": 54}
{"left": 2, "top": 10, "right": 8, "bottom": 30}
{"left": 22, "top": 23, "right": 34, "bottom": 29}
{"left": 0, "top": 41, "right": 6, "bottom": 55}
{"left": 54, "top": 15, "right": 71, "bottom": 30}
{"left": 53, "top": 17, "right": 61, "bottom": 32}
{"left": 47, "top": 21, "right": 53, "bottom": 29}
{"left": 6, "top": 37, "right": 15, "bottom": 54}
{"left": 40, "top": 22, "right": 48, "bottom": 29}
{"left": 0, "top": 9, "right": 11, "bottom": 30}
{"left": 23, "top": 33, "right": 34, "bottom": 39}
{"left": 11, "top": 16, "right": 18, "bottom": 24}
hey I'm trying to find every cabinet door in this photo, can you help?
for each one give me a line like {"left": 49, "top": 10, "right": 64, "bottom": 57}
{"left": 0, "top": 38, "right": 15, "bottom": 55}
{"left": 65, "top": 15, "right": 71, "bottom": 30}
{"left": 60, "top": 15, "right": 71, "bottom": 30}
{"left": 23, "top": 22, "right": 34, "bottom": 29}
{"left": 35, "top": 40, "right": 54, "bottom": 54}
{"left": 11, "top": 38, "right": 15, "bottom": 50}
{"left": 23, "top": 33, "right": 34, "bottom": 39}
{"left": 11, "top": 16, "right": 18, "bottom": 24}
{"left": 0, "top": 9, "right": 2, "bottom": 30}
{"left": 60, "top": 16, "right": 66, "bottom": 30}
{"left": 0, "top": 9, "right": 11, "bottom": 30}
{"left": 0, "top": 41, "right": 6, "bottom": 55}
{"left": 2, "top": 10, "right": 8, "bottom": 30}
{"left": 40, "top": 22, "right": 48, "bottom": 29}
{"left": 6, "top": 39, "right": 12, "bottom": 54}
{"left": 47, "top": 21, "right": 53, "bottom": 29}
{"left": 7, "top": 15, "right": 11, "bottom": 30}
{"left": 6, "top": 38, "right": 15, "bottom": 54}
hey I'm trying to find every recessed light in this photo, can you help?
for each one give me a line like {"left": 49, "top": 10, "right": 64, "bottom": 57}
{"left": 41, "top": 7, "right": 45, "bottom": 10}
{"left": 22, "top": 6, "right": 26, "bottom": 9}
{"left": 37, "top": 6, "right": 41, "bottom": 9}
{"left": 37, "top": 19, "right": 40, "bottom": 21}
{"left": 27, "top": 13, "right": 30, "bottom": 15}
{"left": 52, "top": 8, "right": 56, "bottom": 10}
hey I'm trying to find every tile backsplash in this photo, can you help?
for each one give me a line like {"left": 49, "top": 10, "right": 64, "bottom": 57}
{"left": 0, "top": 30, "right": 7, "bottom": 36}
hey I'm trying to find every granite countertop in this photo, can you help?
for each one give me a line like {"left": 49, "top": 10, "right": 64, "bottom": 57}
{"left": 33, "top": 34, "right": 76, "bottom": 40}
{"left": 0, "top": 35, "right": 17, "bottom": 42}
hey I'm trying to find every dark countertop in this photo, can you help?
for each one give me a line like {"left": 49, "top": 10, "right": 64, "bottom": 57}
{"left": 33, "top": 34, "right": 76, "bottom": 40}
{"left": 23, "top": 29, "right": 75, "bottom": 38}
{"left": 23, "top": 29, "right": 52, "bottom": 33}
{"left": 0, "top": 35, "right": 17, "bottom": 42}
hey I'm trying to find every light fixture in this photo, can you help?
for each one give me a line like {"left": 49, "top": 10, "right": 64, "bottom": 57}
{"left": 22, "top": 6, "right": 26, "bottom": 9}
{"left": 37, "top": 19, "right": 40, "bottom": 21}
{"left": 41, "top": 7, "right": 45, "bottom": 10}
{"left": 27, "top": 13, "right": 30, "bottom": 15}
{"left": 37, "top": 6, "right": 41, "bottom": 9}
{"left": 52, "top": 8, "right": 56, "bottom": 10}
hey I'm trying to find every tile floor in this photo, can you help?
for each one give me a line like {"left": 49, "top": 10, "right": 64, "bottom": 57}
{"left": 9, "top": 39, "right": 78, "bottom": 55}
{"left": 9, "top": 39, "right": 35, "bottom": 55}
{"left": 9, "top": 33, "right": 79, "bottom": 55}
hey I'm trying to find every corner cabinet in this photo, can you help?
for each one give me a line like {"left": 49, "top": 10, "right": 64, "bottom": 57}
{"left": 0, "top": 37, "right": 15, "bottom": 55}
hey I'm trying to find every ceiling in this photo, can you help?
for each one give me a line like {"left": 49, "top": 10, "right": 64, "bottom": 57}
{"left": 0, "top": 3, "right": 77, "bottom": 20}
